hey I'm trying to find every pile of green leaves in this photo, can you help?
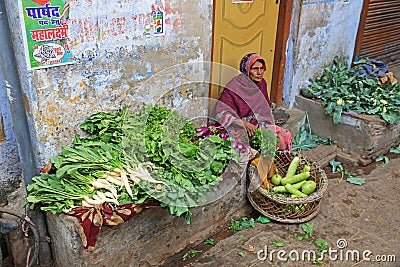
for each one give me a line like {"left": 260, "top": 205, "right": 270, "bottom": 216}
{"left": 305, "top": 56, "right": 400, "bottom": 124}
{"left": 228, "top": 217, "right": 255, "bottom": 232}
{"left": 27, "top": 105, "right": 239, "bottom": 223}
{"left": 292, "top": 125, "right": 332, "bottom": 152}
{"left": 121, "top": 105, "right": 239, "bottom": 222}
{"left": 27, "top": 137, "right": 151, "bottom": 214}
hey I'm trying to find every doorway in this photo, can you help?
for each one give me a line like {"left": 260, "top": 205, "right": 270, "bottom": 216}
{"left": 210, "top": 0, "right": 293, "bottom": 108}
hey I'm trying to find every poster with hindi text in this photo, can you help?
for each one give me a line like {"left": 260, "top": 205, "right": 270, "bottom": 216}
{"left": 20, "top": 0, "right": 75, "bottom": 70}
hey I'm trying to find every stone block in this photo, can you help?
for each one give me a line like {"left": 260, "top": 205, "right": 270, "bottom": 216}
{"left": 295, "top": 95, "right": 400, "bottom": 166}
{"left": 301, "top": 144, "right": 337, "bottom": 168}
{"left": 278, "top": 107, "right": 306, "bottom": 136}
{"left": 45, "top": 177, "right": 253, "bottom": 266}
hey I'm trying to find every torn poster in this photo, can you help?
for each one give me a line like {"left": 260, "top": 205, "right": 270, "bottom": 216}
{"left": 19, "top": 0, "right": 75, "bottom": 70}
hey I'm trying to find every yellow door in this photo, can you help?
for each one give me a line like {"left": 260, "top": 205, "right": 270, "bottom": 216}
{"left": 210, "top": 0, "right": 280, "bottom": 101}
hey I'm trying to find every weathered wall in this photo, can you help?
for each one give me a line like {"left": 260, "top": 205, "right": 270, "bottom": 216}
{"left": 283, "top": 0, "right": 364, "bottom": 107}
{"left": 0, "top": 71, "right": 22, "bottom": 205}
{"left": 2, "top": 1, "right": 212, "bottom": 265}
{"left": 6, "top": 0, "right": 213, "bottom": 169}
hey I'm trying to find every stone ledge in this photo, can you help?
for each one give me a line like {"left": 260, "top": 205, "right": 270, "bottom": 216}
{"left": 278, "top": 107, "right": 306, "bottom": 136}
{"left": 301, "top": 144, "right": 337, "bottom": 168}
{"left": 294, "top": 95, "right": 400, "bottom": 166}
{"left": 45, "top": 177, "right": 253, "bottom": 266}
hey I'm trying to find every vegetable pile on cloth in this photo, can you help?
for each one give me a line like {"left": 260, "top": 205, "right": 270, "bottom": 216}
{"left": 27, "top": 105, "right": 249, "bottom": 251}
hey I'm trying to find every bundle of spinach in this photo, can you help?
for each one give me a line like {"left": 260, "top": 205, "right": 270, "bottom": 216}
{"left": 27, "top": 139, "right": 152, "bottom": 214}
{"left": 306, "top": 56, "right": 400, "bottom": 124}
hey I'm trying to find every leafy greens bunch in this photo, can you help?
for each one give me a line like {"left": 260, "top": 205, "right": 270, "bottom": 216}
{"left": 121, "top": 105, "right": 239, "bottom": 222}
{"left": 26, "top": 105, "right": 239, "bottom": 224}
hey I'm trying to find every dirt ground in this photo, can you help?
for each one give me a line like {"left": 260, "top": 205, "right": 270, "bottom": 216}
{"left": 160, "top": 150, "right": 400, "bottom": 267}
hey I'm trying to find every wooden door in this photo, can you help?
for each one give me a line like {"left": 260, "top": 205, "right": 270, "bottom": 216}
{"left": 210, "top": 0, "right": 280, "bottom": 102}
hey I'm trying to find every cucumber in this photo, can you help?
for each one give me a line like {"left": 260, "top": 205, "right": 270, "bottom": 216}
{"left": 285, "top": 156, "right": 300, "bottom": 178}
{"left": 271, "top": 180, "right": 307, "bottom": 193}
{"left": 281, "top": 171, "right": 310, "bottom": 185}
{"left": 292, "top": 180, "right": 307, "bottom": 190}
{"left": 285, "top": 184, "right": 307, "bottom": 198}
{"left": 302, "top": 165, "right": 311, "bottom": 173}
{"left": 271, "top": 185, "right": 287, "bottom": 193}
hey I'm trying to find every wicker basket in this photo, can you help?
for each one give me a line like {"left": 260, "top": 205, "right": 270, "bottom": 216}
{"left": 247, "top": 151, "right": 328, "bottom": 223}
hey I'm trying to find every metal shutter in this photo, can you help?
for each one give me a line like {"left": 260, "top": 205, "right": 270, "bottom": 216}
{"left": 354, "top": 0, "right": 400, "bottom": 70}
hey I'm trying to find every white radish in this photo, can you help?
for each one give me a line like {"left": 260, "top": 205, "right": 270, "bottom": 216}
{"left": 81, "top": 199, "right": 95, "bottom": 208}
{"left": 120, "top": 170, "right": 133, "bottom": 198}
{"left": 134, "top": 163, "right": 169, "bottom": 187}
{"left": 83, "top": 196, "right": 105, "bottom": 206}
{"left": 112, "top": 168, "right": 123, "bottom": 174}
{"left": 106, "top": 175, "right": 124, "bottom": 187}
{"left": 92, "top": 179, "right": 118, "bottom": 198}
{"left": 126, "top": 168, "right": 141, "bottom": 184}
{"left": 107, "top": 171, "right": 122, "bottom": 177}
{"left": 103, "top": 192, "right": 120, "bottom": 205}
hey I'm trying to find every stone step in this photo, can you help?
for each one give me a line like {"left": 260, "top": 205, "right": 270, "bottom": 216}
{"left": 275, "top": 107, "right": 306, "bottom": 136}
{"left": 301, "top": 144, "right": 337, "bottom": 168}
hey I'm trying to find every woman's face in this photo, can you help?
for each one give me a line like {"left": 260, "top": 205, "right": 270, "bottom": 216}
{"left": 249, "top": 61, "right": 265, "bottom": 82}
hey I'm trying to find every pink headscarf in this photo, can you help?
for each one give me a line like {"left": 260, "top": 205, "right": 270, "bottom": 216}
{"left": 240, "top": 53, "right": 266, "bottom": 77}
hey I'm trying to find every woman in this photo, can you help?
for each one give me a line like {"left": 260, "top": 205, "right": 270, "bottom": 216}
{"left": 209, "top": 53, "right": 292, "bottom": 151}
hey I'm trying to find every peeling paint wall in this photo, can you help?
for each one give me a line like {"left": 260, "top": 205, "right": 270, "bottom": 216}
{"left": 5, "top": 0, "right": 213, "bottom": 168}
{"left": 283, "top": 0, "right": 364, "bottom": 107}
{"left": 0, "top": 70, "right": 22, "bottom": 205}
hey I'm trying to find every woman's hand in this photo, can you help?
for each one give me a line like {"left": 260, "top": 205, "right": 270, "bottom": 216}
{"left": 240, "top": 120, "right": 258, "bottom": 136}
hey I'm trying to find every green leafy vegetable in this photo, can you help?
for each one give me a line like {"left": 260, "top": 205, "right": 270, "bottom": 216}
{"left": 270, "top": 240, "right": 285, "bottom": 247}
{"left": 292, "top": 123, "right": 332, "bottom": 152}
{"left": 375, "top": 155, "right": 390, "bottom": 165}
{"left": 313, "top": 257, "right": 324, "bottom": 264}
{"left": 305, "top": 56, "right": 400, "bottom": 125}
{"left": 390, "top": 144, "right": 400, "bottom": 154}
{"left": 329, "top": 158, "right": 343, "bottom": 174}
{"left": 182, "top": 249, "right": 202, "bottom": 261}
{"left": 315, "top": 237, "right": 329, "bottom": 252}
{"left": 347, "top": 177, "right": 365, "bottom": 185}
{"left": 229, "top": 217, "right": 255, "bottom": 232}
{"left": 255, "top": 215, "right": 271, "bottom": 224}
{"left": 238, "top": 251, "right": 246, "bottom": 258}
{"left": 300, "top": 222, "right": 314, "bottom": 239}
{"left": 249, "top": 128, "right": 278, "bottom": 159}
{"left": 26, "top": 105, "right": 239, "bottom": 223}
{"left": 203, "top": 238, "right": 214, "bottom": 245}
